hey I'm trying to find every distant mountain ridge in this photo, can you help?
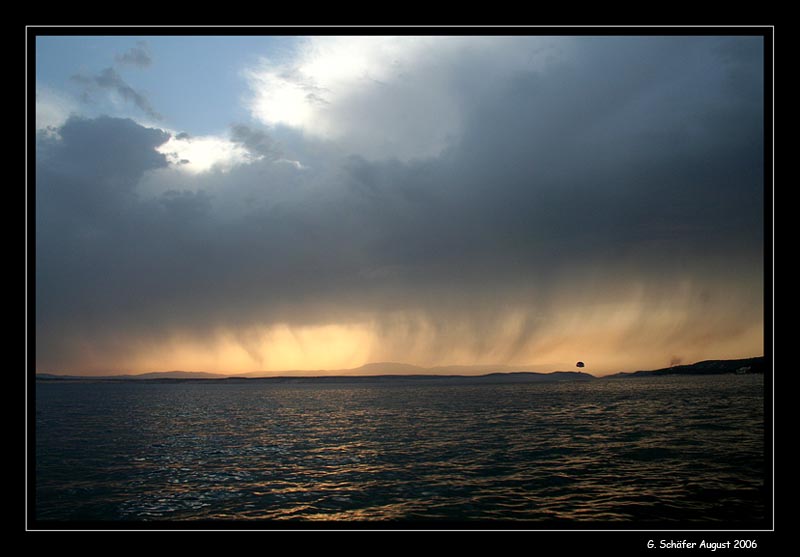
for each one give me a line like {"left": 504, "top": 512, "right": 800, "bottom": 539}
{"left": 36, "top": 371, "right": 226, "bottom": 380}
{"left": 36, "top": 357, "right": 764, "bottom": 382}
{"left": 603, "top": 357, "right": 765, "bottom": 379}
{"left": 237, "top": 362, "right": 546, "bottom": 377}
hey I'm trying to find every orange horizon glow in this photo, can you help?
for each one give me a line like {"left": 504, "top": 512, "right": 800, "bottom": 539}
{"left": 37, "top": 308, "right": 764, "bottom": 378}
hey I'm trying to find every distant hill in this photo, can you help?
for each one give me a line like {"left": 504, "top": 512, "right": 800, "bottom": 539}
{"left": 603, "top": 357, "right": 765, "bottom": 379}
{"left": 235, "top": 362, "right": 551, "bottom": 377}
{"left": 36, "top": 370, "right": 227, "bottom": 381}
{"left": 229, "top": 371, "right": 596, "bottom": 385}
{"left": 235, "top": 362, "right": 429, "bottom": 377}
{"left": 36, "top": 357, "right": 765, "bottom": 383}
{"left": 428, "top": 364, "right": 550, "bottom": 375}
{"left": 123, "top": 371, "right": 227, "bottom": 379}
{"left": 236, "top": 362, "right": 545, "bottom": 378}
{"left": 35, "top": 368, "right": 595, "bottom": 384}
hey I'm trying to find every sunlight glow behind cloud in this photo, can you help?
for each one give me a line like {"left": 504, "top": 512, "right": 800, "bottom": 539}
{"left": 157, "top": 133, "right": 251, "bottom": 173}
{"left": 244, "top": 36, "right": 562, "bottom": 159}
{"left": 46, "top": 277, "right": 763, "bottom": 376}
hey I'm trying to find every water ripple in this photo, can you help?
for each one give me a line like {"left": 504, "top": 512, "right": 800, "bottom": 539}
{"left": 36, "top": 375, "right": 765, "bottom": 523}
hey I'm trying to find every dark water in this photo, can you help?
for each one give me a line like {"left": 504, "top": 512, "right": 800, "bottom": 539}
{"left": 35, "top": 375, "right": 765, "bottom": 524}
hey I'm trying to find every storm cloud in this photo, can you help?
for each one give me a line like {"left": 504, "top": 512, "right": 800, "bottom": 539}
{"left": 230, "top": 124, "right": 281, "bottom": 161}
{"left": 36, "top": 36, "right": 765, "bottom": 374}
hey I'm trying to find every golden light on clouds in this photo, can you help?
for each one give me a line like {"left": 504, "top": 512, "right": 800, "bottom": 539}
{"left": 108, "top": 323, "right": 376, "bottom": 375}
{"left": 56, "top": 276, "right": 763, "bottom": 377}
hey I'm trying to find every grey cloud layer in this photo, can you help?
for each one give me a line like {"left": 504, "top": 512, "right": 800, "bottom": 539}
{"left": 37, "top": 36, "right": 764, "bottom": 370}
{"left": 230, "top": 124, "right": 281, "bottom": 160}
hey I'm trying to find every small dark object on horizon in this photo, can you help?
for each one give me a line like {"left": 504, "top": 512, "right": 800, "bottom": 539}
{"left": 576, "top": 361, "right": 585, "bottom": 368}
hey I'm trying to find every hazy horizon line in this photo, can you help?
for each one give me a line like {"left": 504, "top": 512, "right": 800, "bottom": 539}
{"left": 35, "top": 355, "right": 766, "bottom": 379}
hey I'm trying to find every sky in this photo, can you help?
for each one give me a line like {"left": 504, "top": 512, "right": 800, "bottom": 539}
{"left": 33, "top": 35, "right": 766, "bottom": 376}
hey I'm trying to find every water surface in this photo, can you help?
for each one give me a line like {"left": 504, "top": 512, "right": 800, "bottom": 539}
{"left": 35, "top": 375, "right": 765, "bottom": 524}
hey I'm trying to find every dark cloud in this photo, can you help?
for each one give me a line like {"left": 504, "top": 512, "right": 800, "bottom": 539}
{"left": 230, "top": 124, "right": 281, "bottom": 160}
{"left": 115, "top": 41, "right": 152, "bottom": 68}
{"left": 36, "top": 37, "right": 765, "bottom": 373}
{"left": 72, "top": 67, "right": 162, "bottom": 120}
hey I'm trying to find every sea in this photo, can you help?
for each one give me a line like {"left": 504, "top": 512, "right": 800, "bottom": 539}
{"left": 34, "top": 374, "right": 766, "bottom": 526}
